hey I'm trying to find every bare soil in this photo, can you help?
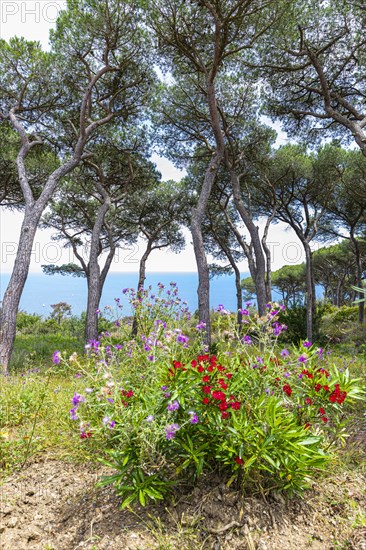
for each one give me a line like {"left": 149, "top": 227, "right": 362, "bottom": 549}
{"left": 1, "top": 453, "right": 365, "bottom": 550}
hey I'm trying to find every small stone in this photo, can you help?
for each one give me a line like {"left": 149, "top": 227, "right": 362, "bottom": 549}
{"left": 6, "top": 516, "right": 18, "bottom": 528}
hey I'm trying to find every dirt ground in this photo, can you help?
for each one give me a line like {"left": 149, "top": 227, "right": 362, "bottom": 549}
{"left": 0, "top": 451, "right": 365, "bottom": 550}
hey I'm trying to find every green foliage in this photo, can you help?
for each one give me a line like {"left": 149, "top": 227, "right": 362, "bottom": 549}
{"left": 58, "top": 287, "right": 364, "bottom": 508}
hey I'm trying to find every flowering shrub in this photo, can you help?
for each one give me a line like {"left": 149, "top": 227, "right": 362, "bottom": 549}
{"left": 58, "top": 287, "right": 364, "bottom": 508}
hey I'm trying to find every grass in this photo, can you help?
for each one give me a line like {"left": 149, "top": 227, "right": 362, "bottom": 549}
{"left": 0, "top": 365, "right": 103, "bottom": 473}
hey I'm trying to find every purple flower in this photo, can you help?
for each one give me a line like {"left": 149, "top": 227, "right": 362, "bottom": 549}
{"left": 146, "top": 415, "right": 154, "bottom": 422}
{"left": 256, "top": 356, "right": 263, "bottom": 364}
{"left": 238, "top": 309, "right": 249, "bottom": 316}
{"left": 164, "top": 392, "right": 171, "bottom": 398}
{"left": 107, "top": 398, "right": 115, "bottom": 404}
{"left": 303, "top": 340, "right": 312, "bottom": 348}
{"left": 215, "top": 304, "right": 230, "bottom": 315}
{"left": 189, "top": 411, "right": 199, "bottom": 424}
{"left": 69, "top": 408, "right": 78, "bottom": 421}
{"left": 196, "top": 321, "right": 207, "bottom": 331}
{"left": 167, "top": 400, "right": 180, "bottom": 411}
{"left": 147, "top": 355, "right": 154, "bottom": 362}
{"left": 85, "top": 388, "right": 93, "bottom": 394}
{"left": 280, "top": 349, "right": 290, "bottom": 357}
{"left": 102, "top": 416, "right": 115, "bottom": 429}
{"left": 284, "top": 371, "right": 291, "bottom": 378}
{"left": 72, "top": 393, "right": 85, "bottom": 407}
{"left": 154, "top": 319, "right": 167, "bottom": 329}
{"left": 298, "top": 355, "right": 307, "bottom": 363}
{"left": 165, "top": 423, "right": 180, "bottom": 440}
{"left": 52, "top": 350, "right": 61, "bottom": 365}
{"left": 242, "top": 335, "right": 252, "bottom": 345}
{"left": 161, "top": 385, "right": 168, "bottom": 391}
{"left": 115, "top": 344, "right": 122, "bottom": 350}
{"left": 177, "top": 334, "right": 189, "bottom": 345}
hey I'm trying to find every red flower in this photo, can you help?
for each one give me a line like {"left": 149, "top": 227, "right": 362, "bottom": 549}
{"left": 235, "top": 456, "right": 244, "bottom": 465}
{"left": 212, "top": 390, "right": 226, "bottom": 400}
{"left": 225, "top": 373, "right": 233, "bottom": 379}
{"left": 197, "top": 366, "right": 204, "bottom": 373}
{"left": 304, "top": 422, "right": 311, "bottom": 429}
{"left": 191, "top": 360, "right": 197, "bottom": 368}
{"left": 302, "top": 369, "right": 313, "bottom": 379}
{"left": 202, "top": 385, "right": 211, "bottom": 394}
{"left": 314, "top": 384, "right": 322, "bottom": 392}
{"left": 126, "top": 390, "right": 134, "bottom": 398}
{"left": 323, "top": 385, "right": 330, "bottom": 392}
{"left": 319, "top": 407, "right": 325, "bottom": 415}
{"left": 219, "top": 401, "right": 228, "bottom": 411}
{"left": 321, "top": 416, "right": 328, "bottom": 423}
{"left": 319, "top": 368, "right": 330, "bottom": 377}
{"left": 221, "top": 411, "right": 230, "bottom": 419}
{"left": 202, "top": 397, "right": 210, "bottom": 405}
{"left": 218, "top": 379, "right": 228, "bottom": 390}
{"left": 305, "top": 398, "right": 313, "bottom": 405}
{"left": 283, "top": 384, "right": 292, "bottom": 396}
{"left": 329, "top": 384, "right": 347, "bottom": 405}
{"left": 202, "top": 375, "right": 210, "bottom": 383}
{"left": 173, "top": 360, "right": 182, "bottom": 369}
{"left": 217, "top": 365, "right": 225, "bottom": 372}
{"left": 207, "top": 365, "right": 214, "bottom": 373}
{"left": 198, "top": 354, "right": 209, "bottom": 362}
{"left": 231, "top": 401, "right": 241, "bottom": 410}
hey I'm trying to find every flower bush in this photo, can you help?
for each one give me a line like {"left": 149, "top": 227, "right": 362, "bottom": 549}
{"left": 57, "top": 285, "right": 364, "bottom": 508}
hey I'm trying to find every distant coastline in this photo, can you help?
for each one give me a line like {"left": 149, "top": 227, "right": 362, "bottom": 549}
{"left": 0, "top": 271, "right": 251, "bottom": 317}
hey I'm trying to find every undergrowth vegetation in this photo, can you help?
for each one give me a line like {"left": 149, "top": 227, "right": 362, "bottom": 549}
{"left": 1, "top": 284, "right": 365, "bottom": 513}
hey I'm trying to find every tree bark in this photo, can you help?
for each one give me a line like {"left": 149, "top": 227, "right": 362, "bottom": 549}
{"left": 231, "top": 171, "right": 267, "bottom": 316}
{"left": 84, "top": 169, "right": 112, "bottom": 342}
{"left": 350, "top": 229, "right": 364, "bottom": 324}
{"left": 0, "top": 211, "right": 39, "bottom": 370}
{"left": 131, "top": 239, "right": 153, "bottom": 337}
{"left": 304, "top": 242, "right": 316, "bottom": 341}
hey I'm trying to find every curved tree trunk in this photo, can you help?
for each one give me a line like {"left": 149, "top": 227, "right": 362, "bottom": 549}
{"left": 0, "top": 211, "right": 39, "bottom": 370}
{"left": 231, "top": 172, "right": 267, "bottom": 316}
{"left": 84, "top": 177, "right": 112, "bottom": 342}
{"left": 131, "top": 240, "right": 153, "bottom": 337}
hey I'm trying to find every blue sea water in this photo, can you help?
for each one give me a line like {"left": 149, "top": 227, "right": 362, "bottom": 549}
{"left": 0, "top": 272, "right": 252, "bottom": 317}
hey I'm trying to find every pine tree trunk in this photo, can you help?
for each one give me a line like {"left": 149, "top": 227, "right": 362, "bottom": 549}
{"left": 350, "top": 231, "right": 364, "bottom": 323}
{"left": 304, "top": 243, "right": 316, "bottom": 341}
{"left": 131, "top": 241, "right": 152, "bottom": 337}
{"left": 0, "top": 211, "right": 39, "bottom": 371}
{"left": 85, "top": 271, "right": 102, "bottom": 342}
{"left": 231, "top": 172, "right": 267, "bottom": 316}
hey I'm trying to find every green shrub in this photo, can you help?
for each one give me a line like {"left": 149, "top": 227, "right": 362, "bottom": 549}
{"left": 57, "top": 288, "right": 364, "bottom": 508}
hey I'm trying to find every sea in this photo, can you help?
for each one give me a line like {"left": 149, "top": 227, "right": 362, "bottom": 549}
{"left": 0, "top": 271, "right": 257, "bottom": 318}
